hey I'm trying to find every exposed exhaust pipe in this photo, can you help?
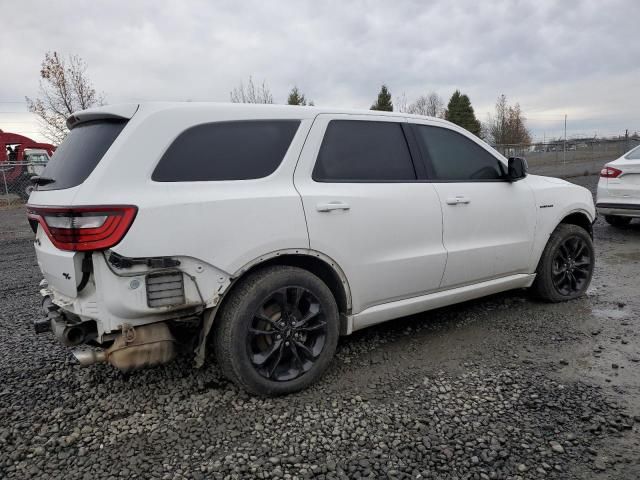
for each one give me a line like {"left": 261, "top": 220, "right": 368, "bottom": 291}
{"left": 64, "top": 325, "right": 86, "bottom": 346}
{"left": 73, "top": 349, "right": 107, "bottom": 366}
{"left": 72, "top": 322, "right": 176, "bottom": 370}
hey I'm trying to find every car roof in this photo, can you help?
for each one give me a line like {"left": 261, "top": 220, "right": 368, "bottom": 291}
{"left": 70, "top": 102, "right": 453, "bottom": 127}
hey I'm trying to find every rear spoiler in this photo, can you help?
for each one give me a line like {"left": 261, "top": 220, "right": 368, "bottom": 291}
{"left": 66, "top": 104, "right": 139, "bottom": 129}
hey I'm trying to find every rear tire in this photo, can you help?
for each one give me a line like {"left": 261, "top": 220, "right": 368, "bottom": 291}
{"left": 213, "top": 266, "right": 339, "bottom": 396}
{"left": 532, "top": 224, "right": 594, "bottom": 302}
{"left": 604, "top": 215, "right": 632, "bottom": 227}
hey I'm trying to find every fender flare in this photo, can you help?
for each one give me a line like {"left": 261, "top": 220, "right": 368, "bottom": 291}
{"left": 194, "top": 248, "right": 353, "bottom": 366}
{"left": 230, "top": 248, "right": 352, "bottom": 312}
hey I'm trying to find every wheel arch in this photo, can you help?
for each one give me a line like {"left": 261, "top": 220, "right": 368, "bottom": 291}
{"left": 529, "top": 207, "right": 594, "bottom": 274}
{"left": 208, "top": 249, "right": 353, "bottom": 335}
{"left": 194, "top": 249, "right": 352, "bottom": 369}
{"left": 558, "top": 209, "right": 594, "bottom": 238}
{"left": 233, "top": 250, "right": 351, "bottom": 311}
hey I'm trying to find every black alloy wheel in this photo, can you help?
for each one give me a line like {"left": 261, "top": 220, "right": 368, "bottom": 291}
{"left": 247, "top": 286, "right": 327, "bottom": 382}
{"left": 213, "top": 266, "right": 339, "bottom": 396}
{"left": 551, "top": 235, "right": 592, "bottom": 296}
{"left": 532, "top": 223, "right": 594, "bottom": 302}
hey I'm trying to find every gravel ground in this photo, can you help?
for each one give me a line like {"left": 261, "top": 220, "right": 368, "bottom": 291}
{"left": 1, "top": 174, "right": 639, "bottom": 479}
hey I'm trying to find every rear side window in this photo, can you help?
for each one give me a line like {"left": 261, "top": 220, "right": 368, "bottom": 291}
{"left": 413, "top": 125, "right": 505, "bottom": 181}
{"left": 152, "top": 120, "right": 300, "bottom": 182}
{"left": 38, "top": 120, "right": 127, "bottom": 191}
{"left": 313, "top": 120, "right": 416, "bottom": 182}
{"left": 625, "top": 145, "right": 640, "bottom": 159}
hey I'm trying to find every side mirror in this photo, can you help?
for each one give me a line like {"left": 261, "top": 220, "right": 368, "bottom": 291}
{"left": 507, "top": 157, "right": 528, "bottom": 182}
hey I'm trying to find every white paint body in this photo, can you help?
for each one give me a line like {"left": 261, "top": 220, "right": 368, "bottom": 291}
{"left": 596, "top": 144, "right": 640, "bottom": 218}
{"left": 29, "top": 103, "right": 596, "bottom": 339}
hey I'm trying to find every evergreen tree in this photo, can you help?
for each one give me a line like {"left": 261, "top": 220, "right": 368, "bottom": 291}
{"left": 287, "top": 86, "right": 307, "bottom": 106}
{"left": 371, "top": 85, "right": 393, "bottom": 111}
{"left": 444, "top": 90, "right": 481, "bottom": 136}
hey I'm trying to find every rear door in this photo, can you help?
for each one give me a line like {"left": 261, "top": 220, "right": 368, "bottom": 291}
{"left": 294, "top": 114, "right": 447, "bottom": 314}
{"left": 410, "top": 121, "right": 536, "bottom": 288}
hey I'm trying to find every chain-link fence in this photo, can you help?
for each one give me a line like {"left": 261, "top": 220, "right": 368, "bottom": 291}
{"left": 493, "top": 138, "right": 640, "bottom": 177}
{"left": 495, "top": 138, "right": 640, "bottom": 166}
{"left": 0, "top": 161, "right": 39, "bottom": 207}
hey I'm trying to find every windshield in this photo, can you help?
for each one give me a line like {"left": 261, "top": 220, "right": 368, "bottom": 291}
{"left": 27, "top": 153, "right": 49, "bottom": 164}
{"left": 38, "top": 120, "right": 127, "bottom": 191}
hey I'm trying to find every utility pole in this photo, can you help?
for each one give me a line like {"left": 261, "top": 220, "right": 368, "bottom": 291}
{"left": 625, "top": 129, "right": 629, "bottom": 152}
{"left": 563, "top": 114, "right": 567, "bottom": 164}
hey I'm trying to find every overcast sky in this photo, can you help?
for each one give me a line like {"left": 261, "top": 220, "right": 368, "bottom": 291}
{"left": 2, "top": 0, "right": 639, "bottom": 142}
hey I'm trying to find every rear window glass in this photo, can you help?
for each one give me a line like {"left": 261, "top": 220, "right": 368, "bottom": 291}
{"left": 152, "top": 120, "right": 300, "bottom": 182}
{"left": 625, "top": 144, "right": 640, "bottom": 159}
{"left": 38, "top": 120, "right": 127, "bottom": 191}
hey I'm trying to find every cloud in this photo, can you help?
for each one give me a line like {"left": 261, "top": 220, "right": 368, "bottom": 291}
{"left": 1, "top": 0, "right": 639, "bottom": 141}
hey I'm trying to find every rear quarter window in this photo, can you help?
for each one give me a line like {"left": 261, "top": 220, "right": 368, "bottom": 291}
{"left": 625, "top": 145, "right": 640, "bottom": 159}
{"left": 152, "top": 120, "right": 300, "bottom": 182}
{"left": 38, "top": 120, "right": 127, "bottom": 191}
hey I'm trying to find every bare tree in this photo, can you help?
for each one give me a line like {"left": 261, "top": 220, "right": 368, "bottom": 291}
{"left": 395, "top": 92, "right": 409, "bottom": 113}
{"left": 25, "top": 52, "right": 104, "bottom": 144}
{"left": 426, "top": 92, "right": 444, "bottom": 117}
{"left": 406, "top": 96, "right": 428, "bottom": 115}
{"left": 406, "top": 92, "right": 444, "bottom": 117}
{"left": 485, "top": 94, "right": 532, "bottom": 149}
{"left": 230, "top": 76, "right": 273, "bottom": 104}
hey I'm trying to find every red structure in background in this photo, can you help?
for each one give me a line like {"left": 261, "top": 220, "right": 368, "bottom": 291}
{"left": 0, "top": 129, "right": 56, "bottom": 184}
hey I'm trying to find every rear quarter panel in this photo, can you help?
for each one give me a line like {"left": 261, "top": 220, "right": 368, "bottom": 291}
{"left": 70, "top": 105, "right": 314, "bottom": 276}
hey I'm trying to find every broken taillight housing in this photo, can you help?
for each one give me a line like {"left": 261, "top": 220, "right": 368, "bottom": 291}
{"left": 600, "top": 166, "right": 622, "bottom": 178}
{"left": 26, "top": 205, "right": 138, "bottom": 251}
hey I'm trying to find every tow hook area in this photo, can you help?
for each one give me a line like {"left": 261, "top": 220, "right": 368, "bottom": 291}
{"left": 72, "top": 323, "right": 176, "bottom": 370}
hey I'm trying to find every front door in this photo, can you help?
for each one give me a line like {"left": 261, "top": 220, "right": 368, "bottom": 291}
{"left": 411, "top": 122, "right": 536, "bottom": 288}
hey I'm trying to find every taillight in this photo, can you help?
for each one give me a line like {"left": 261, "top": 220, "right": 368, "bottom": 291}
{"left": 600, "top": 166, "right": 622, "bottom": 178}
{"left": 26, "top": 205, "right": 137, "bottom": 251}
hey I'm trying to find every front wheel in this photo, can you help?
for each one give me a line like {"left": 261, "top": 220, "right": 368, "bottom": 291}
{"left": 213, "top": 266, "right": 339, "bottom": 396}
{"left": 604, "top": 215, "right": 632, "bottom": 227}
{"left": 532, "top": 224, "right": 594, "bottom": 302}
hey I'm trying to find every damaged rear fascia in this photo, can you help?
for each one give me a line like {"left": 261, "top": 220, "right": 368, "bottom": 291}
{"left": 108, "top": 251, "right": 181, "bottom": 270}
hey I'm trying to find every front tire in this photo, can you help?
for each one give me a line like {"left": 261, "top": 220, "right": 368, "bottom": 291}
{"left": 532, "top": 224, "right": 594, "bottom": 302}
{"left": 213, "top": 266, "right": 339, "bottom": 396}
{"left": 604, "top": 215, "right": 632, "bottom": 227}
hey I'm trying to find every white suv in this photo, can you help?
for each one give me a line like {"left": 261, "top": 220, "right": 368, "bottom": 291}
{"left": 596, "top": 143, "right": 640, "bottom": 226}
{"left": 28, "top": 103, "right": 596, "bottom": 395}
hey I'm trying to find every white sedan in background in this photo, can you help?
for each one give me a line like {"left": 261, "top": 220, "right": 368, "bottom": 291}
{"left": 597, "top": 144, "right": 640, "bottom": 226}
